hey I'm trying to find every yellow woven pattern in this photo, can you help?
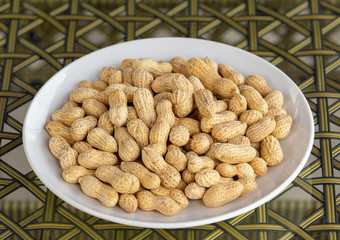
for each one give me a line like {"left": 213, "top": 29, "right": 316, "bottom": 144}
{"left": 0, "top": 0, "right": 339, "bottom": 239}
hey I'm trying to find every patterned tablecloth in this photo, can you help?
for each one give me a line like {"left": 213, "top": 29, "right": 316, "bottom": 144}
{"left": 0, "top": 0, "right": 339, "bottom": 239}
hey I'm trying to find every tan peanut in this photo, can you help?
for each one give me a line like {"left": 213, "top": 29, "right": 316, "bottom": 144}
{"left": 195, "top": 169, "right": 220, "bottom": 188}
{"left": 261, "top": 135, "right": 283, "bottom": 166}
{"left": 82, "top": 99, "right": 108, "bottom": 118}
{"left": 272, "top": 114, "right": 292, "bottom": 139}
{"left": 165, "top": 145, "right": 188, "bottom": 171}
{"left": 109, "top": 70, "right": 123, "bottom": 85}
{"left": 217, "top": 177, "right": 234, "bottom": 184}
{"left": 209, "top": 100, "right": 228, "bottom": 114}
{"left": 218, "top": 64, "right": 245, "bottom": 86}
{"left": 228, "top": 136, "right": 250, "bottom": 145}
{"left": 239, "top": 85, "right": 268, "bottom": 115}
{"left": 266, "top": 107, "right": 287, "bottom": 117}
{"left": 172, "top": 89, "right": 194, "bottom": 118}
{"left": 79, "top": 80, "right": 108, "bottom": 91}
{"left": 122, "top": 67, "right": 134, "bottom": 84}
{"left": 72, "top": 141, "right": 93, "bottom": 154}
{"left": 119, "top": 59, "right": 136, "bottom": 71}
{"left": 246, "top": 75, "right": 272, "bottom": 97}
{"left": 133, "top": 88, "right": 156, "bottom": 128}
{"left": 236, "top": 163, "right": 256, "bottom": 180}
{"left": 127, "top": 106, "right": 138, "bottom": 122}
{"left": 188, "top": 76, "right": 205, "bottom": 92}
{"left": 212, "top": 121, "right": 247, "bottom": 143}
{"left": 216, "top": 163, "right": 238, "bottom": 178}
{"left": 200, "top": 111, "right": 237, "bottom": 133}
{"left": 120, "top": 161, "right": 160, "bottom": 190}
{"left": 70, "top": 116, "right": 97, "bottom": 141}
{"left": 62, "top": 101, "right": 79, "bottom": 110}
{"left": 58, "top": 147, "right": 78, "bottom": 170}
{"left": 49, "top": 135, "right": 70, "bottom": 159}
{"left": 185, "top": 182, "right": 206, "bottom": 199}
{"left": 187, "top": 156, "right": 214, "bottom": 173}
{"left": 194, "top": 89, "right": 215, "bottom": 117}
{"left": 203, "top": 57, "right": 218, "bottom": 73}
{"left": 203, "top": 181, "right": 243, "bottom": 207}
{"left": 132, "top": 67, "right": 154, "bottom": 90}
{"left": 131, "top": 58, "right": 172, "bottom": 77}
{"left": 229, "top": 94, "right": 247, "bottom": 116}
{"left": 127, "top": 119, "right": 149, "bottom": 148}
{"left": 250, "top": 157, "right": 267, "bottom": 177}
{"left": 114, "top": 127, "right": 140, "bottom": 162}
{"left": 62, "top": 165, "right": 95, "bottom": 183}
{"left": 237, "top": 178, "right": 257, "bottom": 196}
{"left": 149, "top": 118, "right": 170, "bottom": 155}
{"left": 136, "top": 190, "right": 182, "bottom": 216}
{"left": 108, "top": 89, "right": 128, "bottom": 127}
{"left": 52, "top": 107, "right": 85, "bottom": 126}
{"left": 97, "top": 111, "right": 114, "bottom": 135}
{"left": 151, "top": 73, "right": 179, "bottom": 93}
{"left": 182, "top": 168, "right": 195, "bottom": 184}
{"left": 142, "top": 147, "right": 181, "bottom": 188}
{"left": 186, "top": 58, "right": 239, "bottom": 98}
{"left": 250, "top": 141, "right": 260, "bottom": 151}
{"left": 95, "top": 165, "right": 140, "bottom": 194}
{"left": 154, "top": 92, "right": 173, "bottom": 107}
{"left": 265, "top": 90, "right": 284, "bottom": 109}
{"left": 105, "top": 83, "right": 138, "bottom": 102}
{"left": 174, "top": 118, "right": 200, "bottom": 136}
{"left": 246, "top": 116, "right": 276, "bottom": 142}
{"left": 87, "top": 127, "right": 118, "bottom": 153}
{"left": 212, "top": 143, "right": 257, "bottom": 164}
{"left": 176, "top": 179, "right": 187, "bottom": 191}
{"left": 156, "top": 100, "right": 175, "bottom": 127}
{"left": 170, "top": 56, "right": 189, "bottom": 76}
{"left": 239, "top": 110, "right": 263, "bottom": 126}
{"left": 186, "top": 133, "right": 213, "bottom": 155}
{"left": 79, "top": 175, "right": 118, "bottom": 207}
{"left": 78, "top": 149, "right": 118, "bottom": 169}
{"left": 70, "top": 87, "right": 108, "bottom": 105}
{"left": 151, "top": 186, "right": 189, "bottom": 209}
{"left": 46, "top": 121, "right": 74, "bottom": 144}
{"left": 119, "top": 194, "right": 138, "bottom": 213}
{"left": 169, "top": 126, "right": 190, "bottom": 147}
{"left": 100, "top": 66, "right": 116, "bottom": 83}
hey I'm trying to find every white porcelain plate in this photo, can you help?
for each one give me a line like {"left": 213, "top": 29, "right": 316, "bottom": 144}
{"left": 23, "top": 37, "right": 314, "bottom": 229}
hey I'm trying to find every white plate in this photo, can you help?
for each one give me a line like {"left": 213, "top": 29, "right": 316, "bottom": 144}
{"left": 23, "top": 37, "right": 314, "bottom": 229}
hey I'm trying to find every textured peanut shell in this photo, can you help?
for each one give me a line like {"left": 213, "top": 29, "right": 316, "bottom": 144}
{"left": 266, "top": 107, "right": 287, "bottom": 117}
{"left": 264, "top": 90, "right": 284, "bottom": 109}
{"left": 170, "top": 56, "right": 189, "bottom": 76}
{"left": 218, "top": 64, "right": 245, "bottom": 86}
{"left": 46, "top": 121, "right": 74, "bottom": 144}
{"left": 169, "top": 125, "right": 190, "bottom": 147}
{"left": 78, "top": 80, "right": 108, "bottom": 91}
{"left": 239, "top": 85, "right": 268, "bottom": 115}
{"left": 108, "top": 89, "right": 128, "bottom": 127}
{"left": 100, "top": 66, "right": 116, "bottom": 83}
{"left": 151, "top": 186, "right": 188, "bottom": 209}
{"left": 133, "top": 88, "right": 156, "bottom": 128}
{"left": 72, "top": 141, "right": 93, "bottom": 154}
{"left": 70, "top": 87, "right": 108, "bottom": 105}
{"left": 165, "top": 145, "right": 188, "bottom": 171}
{"left": 246, "top": 75, "right": 272, "bottom": 97}
{"left": 87, "top": 127, "right": 118, "bottom": 153}
{"left": 109, "top": 70, "right": 122, "bottom": 85}
{"left": 141, "top": 147, "right": 181, "bottom": 188}
{"left": 238, "top": 178, "right": 257, "bottom": 196}
{"left": 156, "top": 99, "right": 176, "bottom": 128}
{"left": 114, "top": 127, "right": 140, "bottom": 162}
{"left": 127, "top": 106, "right": 138, "bottom": 122}
{"left": 229, "top": 94, "right": 247, "bottom": 116}
{"left": 195, "top": 169, "right": 220, "bottom": 188}
{"left": 203, "top": 181, "right": 243, "bottom": 207}
{"left": 62, "top": 101, "right": 79, "bottom": 110}
{"left": 119, "top": 194, "right": 138, "bottom": 213}
{"left": 79, "top": 175, "right": 118, "bottom": 207}
{"left": 185, "top": 182, "right": 206, "bottom": 199}
{"left": 132, "top": 67, "right": 154, "bottom": 90}
{"left": 194, "top": 89, "right": 215, "bottom": 117}
{"left": 188, "top": 76, "right": 205, "bottom": 92}
{"left": 78, "top": 149, "right": 118, "bottom": 169}
{"left": 236, "top": 163, "right": 256, "bottom": 180}
{"left": 212, "top": 121, "right": 247, "bottom": 143}
{"left": 200, "top": 111, "right": 237, "bottom": 133}
{"left": 174, "top": 118, "right": 200, "bottom": 136}
{"left": 151, "top": 73, "right": 181, "bottom": 93}
{"left": 52, "top": 107, "right": 85, "bottom": 126}
{"left": 149, "top": 118, "right": 170, "bottom": 155}
{"left": 62, "top": 165, "right": 95, "bottom": 183}
{"left": 95, "top": 165, "right": 140, "bottom": 194}
{"left": 228, "top": 136, "right": 250, "bottom": 145}
{"left": 188, "top": 156, "right": 214, "bottom": 173}
{"left": 49, "top": 135, "right": 70, "bottom": 159}
{"left": 58, "top": 147, "right": 78, "bottom": 170}
{"left": 82, "top": 99, "right": 108, "bottom": 118}
{"left": 154, "top": 92, "right": 173, "bottom": 107}
{"left": 97, "top": 111, "right": 114, "bottom": 135}
{"left": 239, "top": 110, "right": 263, "bottom": 126}
{"left": 272, "top": 114, "right": 292, "bottom": 139}
{"left": 70, "top": 116, "right": 97, "bottom": 142}
{"left": 127, "top": 119, "right": 149, "bottom": 148}
{"left": 261, "top": 135, "right": 283, "bottom": 166}
{"left": 250, "top": 157, "right": 267, "bottom": 177}
{"left": 120, "top": 161, "right": 161, "bottom": 190}
{"left": 182, "top": 168, "right": 195, "bottom": 184}
{"left": 172, "top": 90, "right": 194, "bottom": 118}
{"left": 186, "top": 133, "right": 213, "bottom": 155}
{"left": 122, "top": 67, "right": 134, "bottom": 84}
{"left": 216, "top": 163, "right": 238, "bottom": 178}
{"left": 246, "top": 116, "right": 276, "bottom": 142}
{"left": 213, "top": 143, "right": 257, "bottom": 164}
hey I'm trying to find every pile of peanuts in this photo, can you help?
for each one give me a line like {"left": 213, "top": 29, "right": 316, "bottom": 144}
{"left": 46, "top": 57, "right": 293, "bottom": 216}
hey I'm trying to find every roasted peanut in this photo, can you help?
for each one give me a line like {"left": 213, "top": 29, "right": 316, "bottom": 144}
{"left": 195, "top": 169, "right": 220, "bottom": 188}
{"left": 70, "top": 116, "right": 97, "bottom": 142}
{"left": 187, "top": 156, "right": 215, "bottom": 173}
{"left": 154, "top": 92, "right": 173, "bottom": 107}
{"left": 239, "top": 85, "right": 268, "bottom": 115}
{"left": 185, "top": 133, "right": 213, "bottom": 155}
{"left": 108, "top": 89, "right": 128, "bottom": 127}
{"left": 228, "top": 136, "right": 250, "bottom": 145}
{"left": 52, "top": 107, "right": 85, "bottom": 126}
{"left": 237, "top": 178, "right": 257, "bottom": 196}
{"left": 218, "top": 64, "right": 245, "bottom": 86}
{"left": 169, "top": 125, "right": 190, "bottom": 147}
{"left": 96, "top": 165, "right": 140, "bottom": 194}
{"left": 127, "top": 119, "right": 149, "bottom": 148}
{"left": 149, "top": 118, "right": 170, "bottom": 155}
{"left": 174, "top": 118, "right": 200, "bottom": 136}
{"left": 246, "top": 116, "right": 276, "bottom": 142}
{"left": 265, "top": 90, "right": 284, "bottom": 109}
{"left": 200, "top": 111, "right": 237, "bottom": 133}
{"left": 133, "top": 88, "right": 156, "bottom": 128}
{"left": 216, "top": 163, "right": 238, "bottom": 178}
{"left": 142, "top": 147, "right": 181, "bottom": 188}
{"left": 120, "top": 161, "right": 161, "bottom": 190}
{"left": 165, "top": 145, "right": 188, "bottom": 171}
{"left": 170, "top": 56, "right": 189, "bottom": 76}
{"left": 82, "top": 99, "right": 108, "bottom": 118}
{"left": 87, "top": 127, "right": 118, "bottom": 153}
{"left": 203, "top": 181, "right": 243, "bottom": 207}
{"left": 79, "top": 80, "right": 108, "bottom": 91}
{"left": 156, "top": 100, "right": 175, "bottom": 127}
{"left": 100, "top": 66, "right": 116, "bottom": 83}
{"left": 212, "top": 143, "right": 257, "bottom": 164}
{"left": 79, "top": 175, "right": 118, "bottom": 207}
{"left": 97, "top": 111, "right": 114, "bottom": 135}
{"left": 272, "top": 114, "right": 292, "bottom": 139}
{"left": 62, "top": 101, "right": 79, "bottom": 110}
{"left": 62, "top": 165, "right": 95, "bottom": 183}
{"left": 266, "top": 107, "right": 287, "bottom": 117}
{"left": 236, "top": 163, "right": 256, "bottom": 180}
{"left": 239, "top": 110, "right": 263, "bottom": 126}
{"left": 182, "top": 168, "right": 195, "bottom": 184}
{"left": 122, "top": 67, "right": 134, "bottom": 84}
{"left": 70, "top": 87, "right": 108, "bottom": 105}
{"left": 246, "top": 75, "right": 272, "bottom": 97}
{"left": 212, "top": 121, "right": 247, "bottom": 143}
{"left": 57, "top": 147, "right": 78, "bottom": 170}
{"left": 185, "top": 182, "right": 206, "bottom": 199}
{"left": 250, "top": 157, "right": 267, "bottom": 177}
{"left": 131, "top": 58, "right": 172, "bottom": 77}
{"left": 188, "top": 76, "right": 205, "bottom": 92}
{"left": 78, "top": 149, "right": 118, "bottom": 169}
{"left": 49, "top": 135, "right": 70, "bottom": 159}
{"left": 132, "top": 67, "right": 153, "bottom": 90}
{"left": 151, "top": 186, "right": 189, "bottom": 209}
{"left": 127, "top": 106, "right": 138, "bottom": 122}
{"left": 119, "top": 194, "right": 138, "bottom": 213}
{"left": 229, "top": 94, "right": 247, "bottom": 116}
{"left": 109, "top": 70, "right": 122, "bottom": 85}
{"left": 72, "top": 141, "right": 93, "bottom": 154}
{"left": 114, "top": 127, "right": 140, "bottom": 162}
{"left": 261, "top": 135, "right": 283, "bottom": 166}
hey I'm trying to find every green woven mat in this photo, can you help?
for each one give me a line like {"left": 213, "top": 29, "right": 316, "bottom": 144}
{"left": 0, "top": 0, "right": 339, "bottom": 239}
